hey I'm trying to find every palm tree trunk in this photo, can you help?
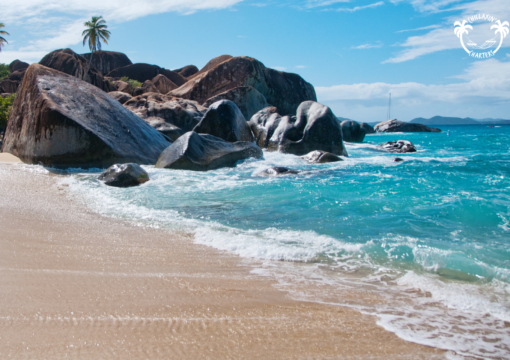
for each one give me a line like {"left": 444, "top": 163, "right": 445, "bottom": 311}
{"left": 85, "top": 50, "right": 94, "bottom": 82}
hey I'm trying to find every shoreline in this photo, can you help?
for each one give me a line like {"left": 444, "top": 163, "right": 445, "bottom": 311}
{"left": 0, "top": 161, "right": 446, "bottom": 359}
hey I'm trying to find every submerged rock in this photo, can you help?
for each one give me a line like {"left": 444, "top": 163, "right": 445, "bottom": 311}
{"left": 257, "top": 167, "right": 299, "bottom": 176}
{"left": 1, "top": 64, "right": 170, "bottom": 168}
{"left": 375, "top": 119, "right": 441, "bottom": 133}
{"left": 381, "top": 140, "right": 417, "bottom": 153}
{"left": 394, "top": 157, "right": 404, "bottom": 162}
{"left": 268, "top": 101, "right": 348, "bottom": 156}
{"left": 155, "top": 132, "right": 262, "bottom": 171}
{"left": 341, "top": 120, "right": 366, "bottom": 143}
{"left": 98, "top": 163, "right": 150, "bottom": 187}
{"left": 301, "top": 150, "right": 343, "bottom": 163}
{"left": 194, "top": 100, "right": 254, "bottom": 143}
{"left": 203, "top": 86, "right": 269, "bottom": 121}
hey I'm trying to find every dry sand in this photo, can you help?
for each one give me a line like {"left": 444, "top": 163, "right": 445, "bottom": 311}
{"left": 0, "top": 161, "right": 446, "bottom": 359}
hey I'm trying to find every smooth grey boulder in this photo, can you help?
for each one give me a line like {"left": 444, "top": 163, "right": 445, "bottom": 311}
{"left": 124, "top": 93, "right": 206, "bottom": 136}
{"left": 109, "top": 91, "right": 132, "bottom": 104}
{"left": 375, "top": 119, "right": 441, "bottom": 133}
{"left": 268, "top": 101, "right": 348, "bottom": 156}
{"left": 98, "top": 163, "right": 150, "bottom": 187}
{"left": 381, "top": 140, "right": 417, "bottom": 153}
{"left": 145, "top": 117, "right": 184, "bottom": 141}
{"left": 257, "top": 167, "right": 299, "bottom": 176}
{"left": 341, "top": 120, "right": 366, "bottom": 143}
{"left": 360, "top": 122, "right": 375, "bottom": 134}
{"left": 156, "top": 132, "right": 263, "bottom": 171}
{"left": 1, "top": 64, "right": 170, "bottom": 168}
{"left": 203, "top": 86, "right": 269, "bottom": 121}
{"left": 248, "top": 106, "right": 282, "bottom": 149}
{"left": 301, "top": 150, "right": 343, "bottom": 163}
{"left": 194, "top": 100, "right": 255, "bottom": 142}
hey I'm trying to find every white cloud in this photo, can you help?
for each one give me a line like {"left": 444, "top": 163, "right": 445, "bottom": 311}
{"left": 301, "top": 0, "right": 349, "bottom": 8}
{"left": 295, "top": 65, "right": 307, "bottom": 68}
{"left": 352, "top": 42, "right": 383, "bottom": 49}
{"left": 390, "top": 0, "right": 462, "bottom": 13}
{"left": 330, "top": 1, "right": 384, "bottom": 12}
{"left": 272, "top": 66, "right": 288, "bottom": 71}
{"left": 396, "top": 24, "right": 441, "bottom": 33}
{"left": 316, "top": 59, "right": 510, "bottom": 121}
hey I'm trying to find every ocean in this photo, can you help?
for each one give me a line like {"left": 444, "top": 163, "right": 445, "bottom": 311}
{"left": 60, "top": 125, "right": 510, "bottom": 359}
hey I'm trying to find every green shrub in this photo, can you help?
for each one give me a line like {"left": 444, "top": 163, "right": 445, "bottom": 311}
{"left": 0, "top": 94, "right": 15, "bottom": 129}
{"left": 0, "top": 63, "right": 10, "bottom": 80}
{"left": 119, "top": 76, "right": 142, "bottom": 88}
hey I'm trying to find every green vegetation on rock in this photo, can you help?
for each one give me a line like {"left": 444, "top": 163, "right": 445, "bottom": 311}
{"left": 0, "top": 63, "right": 10, "bottom": 80}
{"left": 120, "top": 76, "right": 142, "bottom": 88}
{"left": 0, "top": 94, "right": 15, "bottom": 129}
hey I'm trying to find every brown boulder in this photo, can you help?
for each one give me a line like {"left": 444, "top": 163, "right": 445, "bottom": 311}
{"left": 39, "top": 49, "right": 112, "bottom": 92}
{"left": 203, "top": 86, "right": 269, "bottom": 120}
{"left": 108, "top": 91, "right": 133, "bottom": 104}
{"left": 133, "top": 80, "right": 158, "bottom": 96}
{"left": 188, "top": 55, "right": 233, "bottom": 80}
{"left": 111, "top": 80, "right": 134, "bottom": 95}
{"left": 106, "top": 63, "right": 187, "bottom": 87}
{"left": 174, "top": 65, "right": 199, "bottom": 78}
{"left": 152, "top": 74, "right": 178, "bottom": 94}
{"left": 9, "top": 60, "right": 29, "bottom": 73}
{"left": 170, "top": 56, "right": 316, "bottom": 116}
{"left": 81, "top": 50, "right": 132, "bottom": 75}
{"left": 2, "top": 64, "right": 169, "bottom": 168}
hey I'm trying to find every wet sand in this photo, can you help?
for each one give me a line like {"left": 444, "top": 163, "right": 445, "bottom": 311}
{"left": 0, "top": 161, "right": 446, "bottom": 359}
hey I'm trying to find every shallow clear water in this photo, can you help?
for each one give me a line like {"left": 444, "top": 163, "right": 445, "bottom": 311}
{"left": 61, "top": 125, "right": 510, "bottom": 359}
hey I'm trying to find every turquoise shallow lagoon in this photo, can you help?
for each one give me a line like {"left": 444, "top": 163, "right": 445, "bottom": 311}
{"left": 63, "top": 125, "right": 510, "bottom": 359}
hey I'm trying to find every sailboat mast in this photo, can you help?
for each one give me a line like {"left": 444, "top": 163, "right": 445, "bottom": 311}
{"left": 387, "top": 93, "right": 392, "bottom": 121}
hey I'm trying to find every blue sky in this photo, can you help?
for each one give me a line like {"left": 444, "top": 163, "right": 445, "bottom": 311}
{"left": 1, "top": 0, "right": 509, "bottom": 122}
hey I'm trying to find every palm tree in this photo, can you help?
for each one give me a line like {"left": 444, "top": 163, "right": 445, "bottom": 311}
{"left": 82, "top": 16, "right": 111, "bottom": 77}
{"left": 490, "top": 20, "right": 509, "bottom": 53}
{"left": 454, "top": 20, "right": 473, "bottom": 54}
{"left": 0, "top": 23, "right": 9, "bottom": 52}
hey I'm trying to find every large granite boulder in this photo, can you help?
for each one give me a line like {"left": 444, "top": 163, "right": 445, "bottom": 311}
{"left": 109, "top": 91, "right": 132, "bottom": 104}
{"left": 267, "top": 101, "right": 348, "bottom": 156}
{"left": 174, "top": 65, "right": 199, "bottom": 78}
{"left": 380, "top": 140, "right": 417, "bottom": 153}
{"left": 106, "top": 63, "right": 187, "bottom": 87}
{"left": 9, "top": 60, "right": 29, "bottom": 73}
{"left": 301, "top": 150, "right": 343, "bottom": 163}
{"left": 144, "top": 117, "right": 184, "bottom": 141}
{"left": 203, "top": 86, "right": 269, "bottom": 120}
{"left": 81, "top": 50, "right": 132, "bottom": 75}
{"left": 39, "top": 49, "right": 112, "bottom": 92}
{"left": 248, "top": 106, "right": 282, "bottom": 149}
{"left": 170, "top": 56, "right": 317, "bottom": 116}
{"left": 123, "top": 93, "right": 207, "bottom": 137}
{"left": 188, "top": 55, "right": 233, "bottom": 80}
{"left": 133, "top": 80, "right": 158, "bottom": 96}
{"left": 341, "top": 120, "right": 366, "bottom": 143}
{"left": 152, "top": 74, "right": 177, "bottom": 94}
{"left": 194, "top": 100, "right": 254, "bottom": 143}
{"left": 155, "top": 131, "right": 262, "bottom": 171}
{"left": 360, "top": 122, "right": 375, "bottom": 134}
{"left": 0, "top": 76, "right": 21, "bottom": 94}
{"left": 1, "top": 64, "right": 170, "bottom": 168}
{"left": 98, "top": 163, "right": 149, "bottom": 187}
{"left": 110, "top": 80, "right": 134, "bottom": 95}
{"left": 375, "top": 119, "right": 441, "bottom": 133}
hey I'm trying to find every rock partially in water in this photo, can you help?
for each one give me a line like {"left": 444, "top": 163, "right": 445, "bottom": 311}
{"left": 203, "top": 86, "right": 269, "bottom": 121}
{"left": 257, "top": 167, "right": 299, "bottom": 177}
{"left": 268, "top": 101, "right": 348, "bottom": 156}
{"left": 394, "top": 157, "right": 404, "bottom": 162}
{"left": 341, "top": 120, "right": 366, "bottom": 143}
{"left": 194, "top": 100, "right": 254, "bottom": 143}
{"left": 301, "top": 150, "right": 343, "bottom": 163}
{"left": 109, "top": 91, "right": 133, "bottom": 104}
{"left": 381, "top": 140, "right": 417, "bottom": 153}
{"left": 156, "top": 132, "right": 262, "bottom": 171}
{"left": 360, "top": 122, "right": 375, "bottom": 134}
{"left": 98, "top": 163, "right": 150, "bottom": 187}
{"left": 1, "top": 64, "right": 170, "bottom": 168}
{"left": 248, "top": 106, "right": 282, "bottom": 149}
{"left": 375, "top": 119, "right": 441, "bottom": 133}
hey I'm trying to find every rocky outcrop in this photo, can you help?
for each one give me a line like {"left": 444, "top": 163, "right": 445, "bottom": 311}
{"left": 109, "top": 91, "right": 133, "bottom": 104}
{"left": 268, "top": 101, "right": 348, "bottom": 156}
{"left": 341, "top": 120, "right": 366, "bottom": 143}
{"left": 123, "top": 93, "right": 207, "bottom": 137}
{"left": 110, "top": 80, "right": 133, "bottom": 95}
{"left": 248, "top": 106, "right": 282, "bottom": 149}
{"left": 194, "top": 100, "right": 254, "bottom": 143}
{"left": 257, "top": 167, "right": 299, "bottom": 176}
{"left": 2, "top": 64, "right": 170, "bottom": 168}
{"left": 301, "top": 150, "right": 343, "bottom": 163}
{"left": 170, "top": 56, "right": 317, "bottom": 116}
{"left": 9, "top": 60, "right": 29, "bottom": 73}
{"left": 203, "top": 86, "right": 269, "bottom": 120}
{"left": 81, "top": 50, "right": 132, "bottom": 75}
{"left": 133, "top": 80, "right": 158, "bottom": 96}
{"left": 188, "top": 55, "right": 233, "bottom": 80}
{"left": 380, "top": 140, "right": 416, "bottom": 153}
{"left": 39, "top": 49, "right": 112, "bottom": 92}
{"left": 98, "top": 163, "right": 150, "bottom": 187}
{"left": 144, "top": 117, "right": 184, "bottom": 141}
{"left": 0, "top": 68, "right": 26, "bottom": 93}
{"left": 106, "top": 63, "right": 187, "bottom": 87}
{"left": 155, "top": 131, "right": 262, "bottom": 171}
{"left": 361, "top": 122, "right": 375, "bottom": 134}
{"left": 152, "top": 74, "right": 177, "bottom": 94}
{"left": 174, "top": 65, "right": 199, "bottom": 78}
{"left": 375, "top": 119, "right": 441, "bottom": 133}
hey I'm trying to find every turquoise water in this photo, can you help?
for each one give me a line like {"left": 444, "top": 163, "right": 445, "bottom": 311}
{"left": 63, "top": 125, "right": 510, "bottom": 359}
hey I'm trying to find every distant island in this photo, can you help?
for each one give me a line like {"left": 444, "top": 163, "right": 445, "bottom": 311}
{"left": 339, "top": 116, "right": 510, "bottom": 127}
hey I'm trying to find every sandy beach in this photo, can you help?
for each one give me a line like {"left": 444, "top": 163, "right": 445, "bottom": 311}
{"left": 0, "top": 160, "right": 446, "bottom": 359}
